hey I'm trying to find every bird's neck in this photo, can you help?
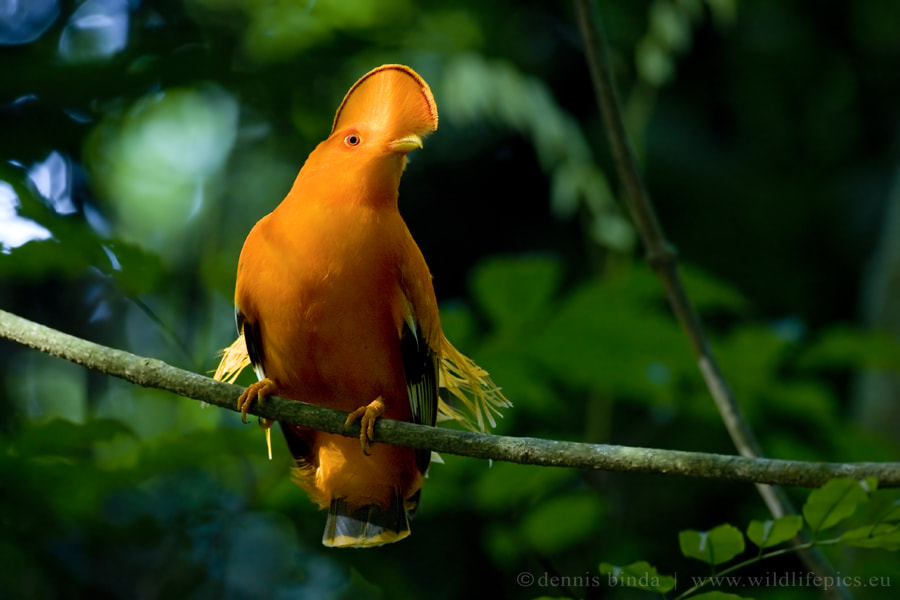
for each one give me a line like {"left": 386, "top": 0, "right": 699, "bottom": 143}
{"left": 284, "top": 154, "right": 405, "bottom": 212}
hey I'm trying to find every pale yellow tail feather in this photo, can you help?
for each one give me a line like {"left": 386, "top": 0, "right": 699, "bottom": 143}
{"left": 438, "top": 335, "right": 511, "bottom": 434}
{"left": 214, "top": 335, "right": 274, "bottom": 458}
{"left": 213, "top": 334, "right": 252, "bottom": 384}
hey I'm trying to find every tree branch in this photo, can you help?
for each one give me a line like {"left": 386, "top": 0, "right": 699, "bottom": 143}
{"left": 2, "top": 308, "right": 898, "bottom": 487}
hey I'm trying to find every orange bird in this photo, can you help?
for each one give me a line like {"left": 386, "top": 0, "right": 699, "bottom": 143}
{"left": 214, "top": 65, "right": 509, "bottom": 548}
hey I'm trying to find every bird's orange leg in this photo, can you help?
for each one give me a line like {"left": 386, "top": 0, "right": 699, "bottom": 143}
{"left": 344, "top": 397, "right": 386, "bottom": 454}
{"left": 237, "top": 378, "right": 279, "bottom": 424}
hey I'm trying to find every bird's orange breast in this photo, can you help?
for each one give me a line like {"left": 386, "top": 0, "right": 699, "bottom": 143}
{"left": 236, "top": 201, "right": 413, "bottom": 420}
{"left": 235, "top": 200, "right": 426, "bottom": 512}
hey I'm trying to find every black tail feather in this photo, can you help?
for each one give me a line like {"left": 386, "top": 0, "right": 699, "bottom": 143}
{"left": 322, "top": 488, "right": 410, "bottom": 548}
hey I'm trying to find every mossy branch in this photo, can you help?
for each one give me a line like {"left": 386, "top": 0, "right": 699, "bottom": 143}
{"left": 2, "top": 308, "right": 898, "bottom": 487}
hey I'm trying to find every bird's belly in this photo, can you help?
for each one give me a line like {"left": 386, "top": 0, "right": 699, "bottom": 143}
{"left": 258, "top": 255, "right": 410, "bottom": 418}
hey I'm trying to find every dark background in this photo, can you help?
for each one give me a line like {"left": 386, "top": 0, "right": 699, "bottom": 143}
{"left": 1, "top": 1, "right": 898, "bottom": 598}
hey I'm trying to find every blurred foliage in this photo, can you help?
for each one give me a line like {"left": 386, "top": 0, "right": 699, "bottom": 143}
{"left": 605, "top": 478, "right": 899, "bottom": 599}
{"left": 2, "top": 1, "right": 900, "bottom": 599}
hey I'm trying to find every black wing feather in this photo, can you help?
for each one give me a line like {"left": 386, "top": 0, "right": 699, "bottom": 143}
{"left": 237, "top": 306, "right": 314, "bottom": 462}
{"left": 235, "top": 306, "right": 265, "bottom": 373}
{"left": 400, "top": 319, "right": 439, "bottom": 474}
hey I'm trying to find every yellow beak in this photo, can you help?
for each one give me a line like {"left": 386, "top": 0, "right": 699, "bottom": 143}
{"left": 389, "top": 133, "right": 423, "bottom": 154}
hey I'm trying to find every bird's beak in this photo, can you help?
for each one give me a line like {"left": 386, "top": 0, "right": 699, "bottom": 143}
{"left": 389, "top": 133, "right": 423, "bottom": 154}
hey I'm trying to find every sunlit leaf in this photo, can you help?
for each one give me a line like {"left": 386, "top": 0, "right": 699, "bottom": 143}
{"left": 85, "top": 84, "right": 239, "bottom": 260}
{"left": 803, "top": 478, "right": 871, "bottom": 533}
{"left": 648, "top": 0, "right": 691, "bottom": 52}
{"left": 679, "top": 524, "right": 745, "bottom": 565}
{"left": 58, "top": 0, "right": 129, "bottom": 63}
{"left": 636, "top": 36, "right": 673, "bottom": 86}
{"left": 746, "top": 515, "right": 803, "bottom": 549}
{"left": 600, "top": 561, "right": 676, "bottom": 593}
{"left": 0, "top": 165, "right": 103, "bottom": 279}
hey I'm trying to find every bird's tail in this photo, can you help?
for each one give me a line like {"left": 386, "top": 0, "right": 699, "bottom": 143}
{"left": 438, "top": 335, "right": 511, "bottom": 433}
{"left": 213, "top": 334, "right": 251, "bottom": 384}
{"left": 322, "top": 488, "right": 412, "bottom": 548}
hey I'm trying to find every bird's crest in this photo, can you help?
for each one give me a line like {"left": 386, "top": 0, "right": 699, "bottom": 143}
{"left": 331, "top": 64, "right": 438, "bottom": 138}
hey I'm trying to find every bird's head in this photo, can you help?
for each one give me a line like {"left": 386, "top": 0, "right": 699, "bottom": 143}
{"left": 331, "top": 64, "right": 438, "bottom": 157}
{"left": 298, "top": 65, "right": 438, "bottom": 205}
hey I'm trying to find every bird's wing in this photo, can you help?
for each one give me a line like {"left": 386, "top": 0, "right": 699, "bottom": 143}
{"left": 399, "top": 296, "right": 439, "bottom": 474}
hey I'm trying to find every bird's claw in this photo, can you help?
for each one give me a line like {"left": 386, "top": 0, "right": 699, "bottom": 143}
{"left": 344, "top": 397, "right": 386, "bottom": 455}
{"left": 237, "top": 378, "right": 278, "bottom": 423}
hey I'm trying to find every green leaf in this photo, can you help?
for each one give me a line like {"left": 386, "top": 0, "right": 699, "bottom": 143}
{"left": 469, "top": 254, "right": 561, "bottom": 330}
{"left": 531, "top": 275, "right": 692, "bottom": 398}
{"left": 878, "top": 499, "right": 900, "bottom": 523}
{"left": 691, "top": 592, "right": 754, "bottom": 600}
{"left": 797, "top": 326, "right": 900, "bottom": 371}
{"left": 802, "top": 478, "right": 871, "bottom": 533}
{"left": 861, "top": 476, "right": 879, "bottom": 493}
{"left": 746, "top": 515, "right": 803, "bottom": 548}
{"left": 680, "top": 264, "right": 749, "bottom": 313}
{"left": 473, "top": 462, "right": 574, "bottom": 512}
{"left": 599, "top": 561, "right": 676, "bottom": 593}
{"left": 679, "top": 524, "right": 746, "bottom": 565}
{"left": 841, "top": 524, "right": 900, "bottom": 551}
{"left": 105, "top": 241, "right": 168, "bottom": 296}
{"left": 17, "top": 418, "right": 134, "bottom": 458}
{"left": 520, "top": 492, "right": 604, "bottom": 554}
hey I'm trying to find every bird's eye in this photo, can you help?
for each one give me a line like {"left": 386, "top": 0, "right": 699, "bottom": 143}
{"left": 344, "top": 133, "right": 361, "bottom": 147}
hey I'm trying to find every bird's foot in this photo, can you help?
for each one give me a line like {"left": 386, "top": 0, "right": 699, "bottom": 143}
{"left": 237, "top": 378, "right": 278, "bottom": 423}
{"left": 344, "top": 397, "right": 386, "bottom": 455}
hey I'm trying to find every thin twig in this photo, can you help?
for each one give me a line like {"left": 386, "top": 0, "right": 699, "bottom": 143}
{"left": 572, "top": 0, "right": 761, "bottom": 467}
{"left": 572, "top": 1, "right": 854, "bottom": 597}
{"left": 2, "top": 308, "right": 899, "bottom": 487}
